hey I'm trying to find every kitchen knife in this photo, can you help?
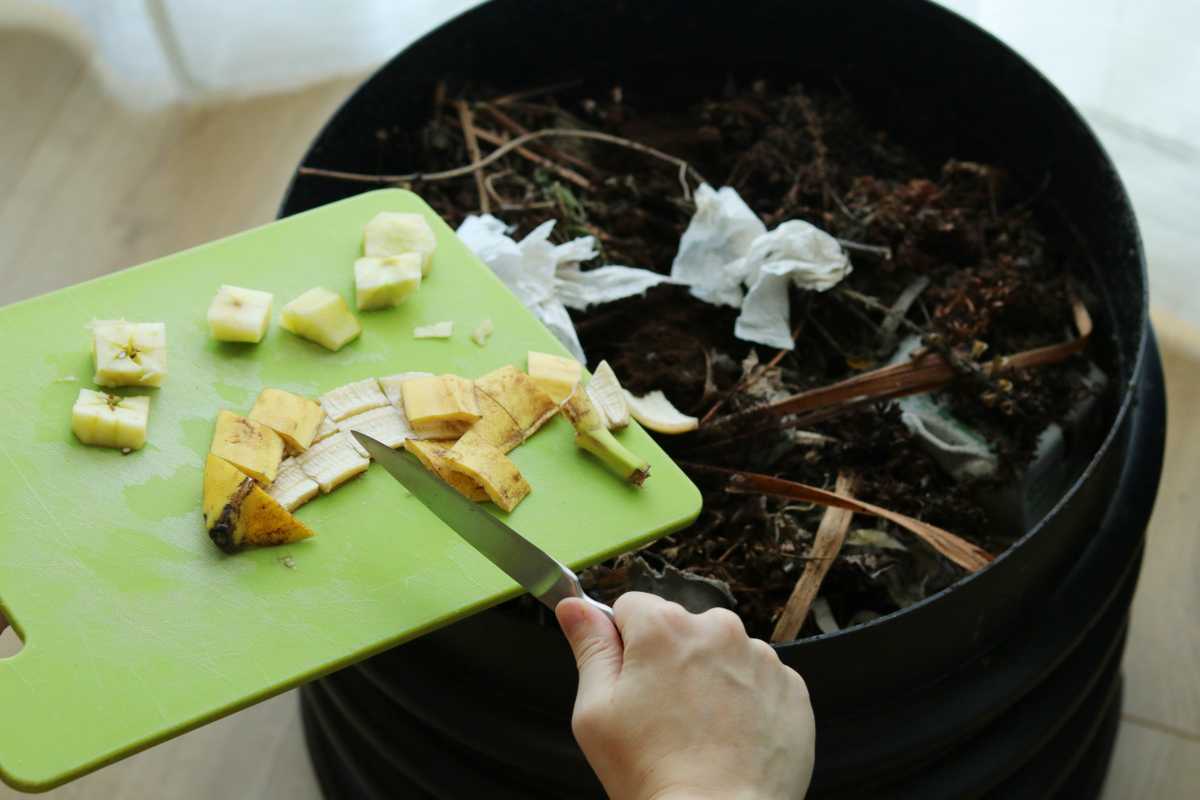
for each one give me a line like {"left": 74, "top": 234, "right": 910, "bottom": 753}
{"left": 353, "top": 431, "right": 615, "bottom": 620}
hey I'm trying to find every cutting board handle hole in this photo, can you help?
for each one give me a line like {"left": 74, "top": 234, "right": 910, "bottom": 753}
{"left": 0, "top": 620, "right": 22, "bottom": 659}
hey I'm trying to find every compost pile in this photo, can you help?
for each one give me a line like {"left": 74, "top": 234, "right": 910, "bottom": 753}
{"left": 342, "top": 78, "right": 1099, "bottom": 639}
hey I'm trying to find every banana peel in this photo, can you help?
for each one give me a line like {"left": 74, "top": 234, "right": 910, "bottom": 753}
{"left": 204, "top": 454, "right": 315, "bottom": 553}
{"left": 402, "top": 375, "right": 481, "bottom": 425}
{"left": 561, "top": 389, "right": 650, "bottom": 486}
{"left": 249, "top": 388, "right": 325, "bottom": 452}
{"left": 446, "top": 437, "right": 531, "bottom": 512}
{"left": 475, "top": 365, "right": 558, "bottom": 439}
{"left": 458, "top": 391, "right": 523, "bottom": 454}
{"left": 527, "top": 351, "right": 582, "bottom": 403}
{"left": 210, "top": 409, "right": 285, "bottom": 485}
{"left": 404, "top": 438, "right": 489, "bottom": 502}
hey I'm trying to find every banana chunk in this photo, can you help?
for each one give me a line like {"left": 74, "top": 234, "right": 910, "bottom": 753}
{"left": 249, "top": 388, "right": 325, "bottom": 452}
{"left": 527, "top": 351, "right": 582, "bottom": 403}
{"left": 475, "top": 365, "right": 558, "bottom": 439}
{"left": 71, "top": 389, "right": 150, "bottom": 451}
{"left": 624, "top": 390, "right": 699, "bottom": 434}
{"left": 321, "top": 378, "right": 388, "bottom": 422}
{"left": 280, "top": 288, "right": 361, "bottom": 352}
{"left": 401, "top": 375, "right": 481, "bottom": 426}
{"left": 267, "top": 457, "right": 320, "bottom": 512}
{"left": 445, "top": 438, "right": 531, "bottom": 512}
{"left": 363, "top": 211, "right": 437, "bottom": 275}
{"left": 586, "top": 360, "right": 630, "bottom": 430}
{"left": 404, "top": 439, "right": 488, "bottom": 502}
{"left": 210, "top": 410, "right": 285, "bottom": 485}
{"left": 91, "top": 319, "right": 167, "bottom": 387}
{"left": 355, "top": 254, "right": 422, "bottom": 311}
{"left": 413, "top": 321, "right": 454, "bottom": 339}
{"left": 296, "top": 431, "right": 369, "bottom": 493}
{"left": 204, "top": 454, "right": 315, "bottom": 553}
{"left": 207, "top": 285, "right": 273, "bottom": 343}
{"left": 337, "top": 405, "right": 414, "bottom": 448}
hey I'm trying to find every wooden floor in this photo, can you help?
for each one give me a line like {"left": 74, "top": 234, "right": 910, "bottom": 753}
{"left": 0, "top": 26, "right": 1197, "bottom": 799}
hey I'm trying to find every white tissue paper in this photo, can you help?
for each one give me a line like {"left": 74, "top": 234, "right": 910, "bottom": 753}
{"left": 670, "top": 184, "right": 767, "bottom": 307}
{"left": 670, "top": 184, "right": 852, "bottom": 350}
{"left": 457, "top": 214, "right": 674, "bottom": 362}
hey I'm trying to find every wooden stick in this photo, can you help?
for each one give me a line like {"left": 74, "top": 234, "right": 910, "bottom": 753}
{"left": 771, "top": 471, "right": 858, "bottom": 642}
{"left": 472, "top": 127, "right": 593, "bottom": 190}
{"left": 487, "top": 79, "right": 582, "bottom": 107}
{"left": 724, "top": 470, "right": 993, "bottom": 572}
{"left": 296, "top": 128, "right": 708, "bottom": 198}
{"left": 478, "top": 103, "right": 601, "bottom": 178}
{"left": 455, "top": 100, "right": 490, "bottom": 214}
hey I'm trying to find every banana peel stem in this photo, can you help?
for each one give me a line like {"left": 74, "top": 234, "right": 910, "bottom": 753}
{"left": 576, "top": 428, "right": 650, "bottom": 486}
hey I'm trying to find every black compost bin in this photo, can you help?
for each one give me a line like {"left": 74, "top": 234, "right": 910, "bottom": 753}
{"left": 280, "top": 1, "right": 1166, "bottom": 796}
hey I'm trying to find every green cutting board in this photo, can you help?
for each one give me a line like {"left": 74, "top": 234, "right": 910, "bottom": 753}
{"left": 0, "top": 189, "right": 701, "bottom": 791}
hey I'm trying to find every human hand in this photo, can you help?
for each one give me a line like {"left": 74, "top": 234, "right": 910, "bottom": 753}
{"left": 555, "top": 591, "right": 815, "bottom": 800}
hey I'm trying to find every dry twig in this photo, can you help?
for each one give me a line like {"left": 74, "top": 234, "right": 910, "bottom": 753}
{"left": 455, "top": 101, "right": 490, "bottom": 213}
{"left": 771, "top": 471, "right": 858, "bottom": 642}
{"left": 472, "top": 127, "right": 592, "bottom": 190}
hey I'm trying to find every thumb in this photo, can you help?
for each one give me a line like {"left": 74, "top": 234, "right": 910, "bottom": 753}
{"left": 556, "top": 598, "right": 623, "bottom": 696}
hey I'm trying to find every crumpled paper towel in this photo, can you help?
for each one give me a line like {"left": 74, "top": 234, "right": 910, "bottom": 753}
{"left": 670, "top": 184, "right": 852, "bottom": 350}
{"left": 457, "top": 214, "right": 674, "bottom": 362}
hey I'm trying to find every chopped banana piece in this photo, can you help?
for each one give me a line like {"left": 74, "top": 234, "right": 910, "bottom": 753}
{"left": 71, "top": 389, "right": 150, "bottom": 451}
{"left": 414, "top": 321, "right": 454, "bottom": 339}
{"left": 458, "top": 391, "right": 522, "bottom": 454}
{"left": 210, "top": 410, "right": 285, "bottom": 485}
{"left": 404, "top": 439, "right": 488, "bottom": 501}
{"left": 204, "top": 454, "right": 315, "bottom": 552}
{"left": 248, "top": 388, "right": 325, "bottom": 452}
{"left": 337, "top": 405, "right": 413, "bottom": 448}
{"left": 471, "top": 319, "right": 494, "bottom": 347}
{"left": 313, "top": 415, "right": 339, "bottom": 445}
{"left": 321, "top": 378, "right": 388, "bottom": 422}
{"left": 91, "top": 319, "right": 167, "bottom": 387}
{"left": 267, "top": 457, "right": 320, "bottom": 512}
{"left": 296, "top": 431, "right": 369, "bottom": 493}
{"left": 280, "top": 288, "right": 361, "bottom": 351}
{"left": 624, "top": 390, "right": 699, "bottom": 434}
{"left": 354, "top": 254, "right": 422, "bottom": 310}
{"left": 475, "top": 365, "right": 558, "bottom": 438}
{"left": 446, "top": 438, "right": 531, "bottom": 512}
{"left": 527, "top": 351, "right": 583, "bottom": 403}
{"left": 363, "top": 211, "right": 437, "bottom": 275}
{"left": 207, "top": 285, "right": 273, "bottom": 343}
{"left": 401, "top": 375, "right": 481, "bottom": 425}
{"left": 562, "top": 389, "right": 650, "bottom": 486}
{"left": 586, "top": 360, "right": 630, "bottom": 429}
{"left": 379, "top": 372, "right": 435, "bottom": 406}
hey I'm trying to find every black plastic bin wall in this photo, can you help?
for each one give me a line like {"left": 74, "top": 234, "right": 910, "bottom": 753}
{"left": 279, "top": 1, "right": 1166, "bottom": 797}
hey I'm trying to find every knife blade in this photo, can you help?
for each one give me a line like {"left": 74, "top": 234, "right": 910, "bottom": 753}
{"left": 353, "top": 431, "right": 614, "bottom": 620}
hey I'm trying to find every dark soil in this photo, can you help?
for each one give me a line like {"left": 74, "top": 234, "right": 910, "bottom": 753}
{"left": 377, "top": 78, "right": 1097, "bottom": 639}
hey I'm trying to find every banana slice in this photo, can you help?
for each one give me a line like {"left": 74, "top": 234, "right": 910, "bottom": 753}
{"left": 321, "top": 378, "right": 388, "bottom": 422}
{"left": 586, "top": 360, "right": 630, "bottom": 430}
{"left": 363, "top": 211, "right": 437, "bottom": 275}
{"left": 337, "top": 405, "right": 414, "bottom": 448}
{"left": 210, "top": 410, "right": 285, "bottom": 485}
{"left": 90, "top": 319, "right": 167, "bottom": 387}
{"left": 312, "top": 415, "right": 339, "bottom": 445}
{"left": 354, "top": 254, "right": 422, "bottom": 310}
{"left": 267, "top": 457, "right": 320, "bottom": 512}
{"left": 623, "top": 390, "right": 699, "bottom": 434}
{"left": 71, "top": 389, "right": 150, "bottom": 451}
{"left": 280, "top": 288, "right": 361, "bottom": 352}
{"left": 296, "top": 431, "right": 370, "bottom": 493}
{"left": 414, "top": 321, "right": 454, "bottom": 339}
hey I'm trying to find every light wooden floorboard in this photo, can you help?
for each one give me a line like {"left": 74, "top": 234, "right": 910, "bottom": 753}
{"left": 1, "top": 23, "right": 1198, "bottom": 799}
